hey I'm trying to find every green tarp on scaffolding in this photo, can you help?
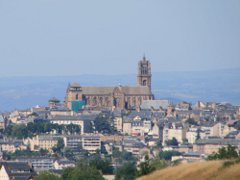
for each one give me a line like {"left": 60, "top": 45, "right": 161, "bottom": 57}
{"left": 71, "top": 100, "right": 86, "bottom": 112}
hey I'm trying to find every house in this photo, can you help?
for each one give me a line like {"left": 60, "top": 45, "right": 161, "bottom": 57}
{"left": 49, "top": 106, "right": 74, "bottom": 117}
{"left": 171, "top": 152, "right": 206, "bottom": 162}
{"left": 0, "top": 140, "right": 26, "bottom": 153}
{"left": 0, "top": 115, "right": 5, "bottom": 129}
{"left": 224, "top": 131, "right": 240, "bottom": 139}
{"left": 175, "top": 102, "right": 192, "bottom": 111}
{"left": 122, "top": 118, "right": 132, "bottom": 135}
{"left": 193, "top": 138, "right": 240, "bottom": 155}
{"left": 25, "top": 135, "right": 61, "bottom": 152}
{"left": 54, "top": 159, "right": 75, "bottom": 170}
{"left": 211, "top": 122, "right": 236, "bottom": 137}
{"left": 49, "top": 115, "right": 84, "bottom": 134}
{"left": 123, "top": 137, "right": 148, "bottom": 157}
{"left": 140, "top": 100, "right": 170, "bottom": 110}
{"left": 16, "top": 156, "right": 56, "bottom": 172}
{"left": 148, "top": 123, "right": 160, "bottom": 138}
{"left": 113, "top": 111, "right": 123, "bottom": 132}
{"left": 0, "top": 162, "right": 35, "bottom": 180}
{"left": 131, "top": 121, "right": 144, "bottom": 136}
{"left": 162, "top": 122, "right": 186, "bottom": 145}
{"left": 186, "top": 127, "right": 206, "bottom": 144}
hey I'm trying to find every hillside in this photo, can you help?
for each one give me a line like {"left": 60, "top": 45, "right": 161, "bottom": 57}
{"left": 138, "top": 160, "right": 240, "bottom": 180}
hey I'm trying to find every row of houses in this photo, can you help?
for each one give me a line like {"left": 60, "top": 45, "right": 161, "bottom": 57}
{"left": 0, "top": 134, "right": 101, "bottom": 154}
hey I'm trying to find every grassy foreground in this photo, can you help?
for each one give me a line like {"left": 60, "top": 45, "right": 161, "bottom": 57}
{"left": 137, "top": 160, "right": 240, "bottom": 180}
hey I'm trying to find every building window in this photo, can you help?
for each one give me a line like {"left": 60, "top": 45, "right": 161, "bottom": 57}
{"left": 143, "top": 80, "right": 147, "bottom": 86}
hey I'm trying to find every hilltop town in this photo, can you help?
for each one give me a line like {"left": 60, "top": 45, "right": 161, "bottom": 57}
{"left": 0, "top": 58, "right": 240, "bottom": 180}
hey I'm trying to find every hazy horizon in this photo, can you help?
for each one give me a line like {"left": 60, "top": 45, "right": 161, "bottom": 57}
{"left": 0, "top": 68, "right": 239, "bottom": 112}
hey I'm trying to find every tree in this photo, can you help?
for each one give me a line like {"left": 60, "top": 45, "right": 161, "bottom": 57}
{"left": 35, "top": 172, "right": 61, "bottom": 180}
{"left": 165, "top": 137, "right": 179, "bottom": 146}
{"left": 62, "top": 167, "right": 75, "bottom": 180}
{"left": 89, "top": 157, "right": 113, "bottom": 174}
{"left": 115, "top": 162, "right": 137, "bottom": 180}
{"left": 137, "top": 155, "right": 168, "bottom": 177}
{"left": 10, "top": 124, "right": 29, "bottom": 139}
{"left": 64, "top": 148, "right": 75, "bottom": 161}
{"left": 196, "top": 128, "right": 201, "bottom": 141}
{"left": 186, "top": 118, "right": 198, "bottom": 126}
{"left": 94, "top": 114, "right": 116, "bottom": 134}
{"left": 66, "top": 124, "right": 80, "bottom": 134}
{"left": 52, "top": 138, "right": 65, "bottom": 154}
{"left": 150, "top": 156, "right": 168, "bottom": 170}
{"left": 208, "top": 145, "right": 240, "bottom": 160}
{"left": 159, "top": 150, "right": 182, "bottom": 161}
{"left": 67, "top": 163, "right": 104, "bottom": 180}
{"left": 112, "top": 148, "right": 136, "bottom": 164}
{"left": 137, "top": 154, "right": 155, "bottom": 177}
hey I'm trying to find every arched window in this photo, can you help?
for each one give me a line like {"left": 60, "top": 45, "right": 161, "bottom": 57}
{"left": 143, "top": 80, "right": 147, "bottom": 86}
{"left": 76, "top": 94, "right": 79, "bottom": 100}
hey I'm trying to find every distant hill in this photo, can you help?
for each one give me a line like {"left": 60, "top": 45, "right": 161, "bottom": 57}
{"left": 0, "top": 68, "right": 240, "bottom": 111}
{"left": 138, "top": 160, "right": 240, "bottom": 180}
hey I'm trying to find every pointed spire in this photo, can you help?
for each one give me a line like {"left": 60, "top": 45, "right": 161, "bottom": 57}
{"left": 143, "top": 53, "right": 146, "bottom": 61}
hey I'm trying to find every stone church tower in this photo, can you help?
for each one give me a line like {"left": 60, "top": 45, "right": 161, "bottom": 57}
{"left": 137, "top": 56, "right": 152, "bottom": 89}
{"left": 64, "top": 56, "right": 153, "bottom": 111}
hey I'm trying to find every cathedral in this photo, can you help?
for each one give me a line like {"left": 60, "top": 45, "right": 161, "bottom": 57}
{"left": 64, "top": 56, "right": 154, "bottom": 111}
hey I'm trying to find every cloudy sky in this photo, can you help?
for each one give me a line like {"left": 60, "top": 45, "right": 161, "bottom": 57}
{"left": 0, "top": 0, "right": 240, "bottom": 76}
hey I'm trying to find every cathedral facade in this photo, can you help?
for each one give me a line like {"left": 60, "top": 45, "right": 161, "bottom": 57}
{"left": 64, "top": 56, "right": 154, "bottom": 111}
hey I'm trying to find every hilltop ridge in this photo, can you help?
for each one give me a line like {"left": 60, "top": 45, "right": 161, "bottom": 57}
{"left": 137, "top": 160, "right": 240, "bottom": 180}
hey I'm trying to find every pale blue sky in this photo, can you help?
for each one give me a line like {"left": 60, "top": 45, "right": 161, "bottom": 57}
{"left": 0, "top": 0, "right": 240, "bottom": 76}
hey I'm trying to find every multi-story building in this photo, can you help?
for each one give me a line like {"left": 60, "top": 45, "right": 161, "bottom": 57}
{"left": 123, "top": 137, "right": 149, "bottom": 157}
{"left": 186, "top": 128, "right": 206, "bottom": 144}
{"left": 113, "top": 112, "right": 123, "bottom": 132}
{"left": 131, "top": 121, "right": 144, "bottom": 136}
{"left": 82, "top": 135, "right": 101, "bottom": 154}
{"left": 25, "top": 135, "right": 61, "bottom": 152}
{"left": 193, "top": 138, "right": 240, "bottom": 155}
{"left": 211, "top": 122, "right": 236, "bottom": 137}
{"left": 162, "top": 122, "right": 186, "bottom": 145}
{"left": 50, "top": 115, "right": 84, "bottom": 134}
{"left": 0, "top": 140, "right": 26, "bottom": 153}
{"left": 123, "top": 119, "right": 132, "bottom": 135}
{"left": 16, "top": 156, "right": 56, "bottom": 172}
{"left": 63, "top": 135, "right": 82, "bottom": 151}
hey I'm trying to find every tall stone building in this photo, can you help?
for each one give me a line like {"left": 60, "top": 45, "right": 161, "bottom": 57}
{"left": 64, "top": 56, "right": 154, "bottom": 111}
{"left": 137, "top": 56, "right": 151, "bottom": 90}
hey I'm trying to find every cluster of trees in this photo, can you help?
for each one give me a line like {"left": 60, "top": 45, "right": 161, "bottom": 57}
{"left": 115, "top": 154, "right": 168, "bottom": 180}
{"left": 4, "top": 121, "right": 81, "bottom": 139}
{"left": 112, "top": 147, "right": 137, "bottom": 164}
{"left": 36, "top": 163, "right": 104, "bottom": 180}
{"left": 165, "top": 137, "right": 179, "bottom": 146}
{"left": 35, "top": 151, "right": 170, "bottom": 180}
{"left": 3, "top": 149, "right": 48, "bottom": 160}
{"left": 159, "top": 150, "right": 182, "bottom": 161}
{"left": 186, "top": 118, "right": 198, "bottom": 126}
{"left": 94, "top": 114, "right": 117, "bottom": 134}
{"left": 35, "top": 156, "right": 113, "bottom": 180}
{"left": 51, "top": 138, "right": 76, "bottom": 161}
{"left": 208, "top": 145, "right": 240, "bottom": 160}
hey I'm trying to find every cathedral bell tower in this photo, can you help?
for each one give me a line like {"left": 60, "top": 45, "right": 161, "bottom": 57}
{"left": 137, "top": 56, "right": 152, "bottom": 90}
